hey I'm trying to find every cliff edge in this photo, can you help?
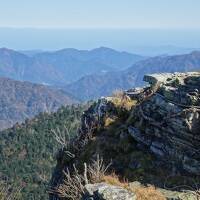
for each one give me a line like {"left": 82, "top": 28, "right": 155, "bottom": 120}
{"left": 50, "top": 72, "right": 200, "bottom": 200}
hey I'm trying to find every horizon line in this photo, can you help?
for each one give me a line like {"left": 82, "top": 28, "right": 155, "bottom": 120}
{"left": 0, "top": 26, "right": 200, "bottom": 31}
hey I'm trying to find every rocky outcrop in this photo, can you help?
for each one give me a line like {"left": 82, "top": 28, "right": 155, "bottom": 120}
{"left": 127, "top": 72, "right": 200, "bottom": 174}
{"left": 50, "top": 72, "right": 200, "bottom": 200}
{"left": 80, "top": 72, "right": 200, "bottom": 175}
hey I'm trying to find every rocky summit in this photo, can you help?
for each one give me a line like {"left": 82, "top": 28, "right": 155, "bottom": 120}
{"left": 127, "top": 72, "right": 200, "bottom": 175}
{"left": 50, "top": 72, "right": 200, "bottom": 200}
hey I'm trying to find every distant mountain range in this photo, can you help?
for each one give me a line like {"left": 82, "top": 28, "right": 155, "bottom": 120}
{"left": 0, "top": 47, "right": 145, "bottom": 85}
{"left": 65, "top": 51, "right": 200, "bottom": 100}
{"left": 0, "top": 47, "right": 145, "bottom": 130}
{"left": 1, "top": 46, "right": 200, "bottom": 103}
{"left": 0, "top": 77, "right": 76, "bottom": 130}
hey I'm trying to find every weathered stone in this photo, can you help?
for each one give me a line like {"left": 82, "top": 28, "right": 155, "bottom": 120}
{"left": 150, "top": 141, "right": 165, "bottom": 157}
{"left": 144, "top": 72, "right": 200, "bottom": 87}
{"left": 129, "top": 181, "right": 197, "bottom": 200}
{"left": 128, "top": 126, "right": 151, "bottom": 146}
{"left": 143, "top": 73, "right": 174, "bottom": 85}
{"left": 183, "top": 156, "right": 200, "bottom": 174}
{"left": 128, "top": 72, "right": 200, "bottom": 175}
{"left": 158, "top": 188, "right": 197, "bottom": 200}
{"left": 125, "top": 87, "right": 144, "bottom": 99}
{"left": 83, "top": 183, "right": 136, "bottom": 200}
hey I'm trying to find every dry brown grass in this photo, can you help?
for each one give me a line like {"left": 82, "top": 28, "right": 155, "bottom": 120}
{"left": 133, "top": 186, "right": 166, "bottom": 200}
{"left": 104, "top": 117, "right": 116, "bottom": 127}
{"left": 102, "top": 173, "right": 128, "bottom": 188}
{"left": 88, "top": 155, "right": 112, "bottom": 184}
{"left": 111, "top": 96, "right": 136, "bottom": 110}
{"left": 55, "top": 167, "right": 85, "bottom": 200}
{"left": 51, "top": 156, "right": 111, "bottom": 200}
{"left": 102, "top": 173, "right": 166, "bottom": 200}
{"left": 112, "top": 90, "right": 137, "bottom": 111}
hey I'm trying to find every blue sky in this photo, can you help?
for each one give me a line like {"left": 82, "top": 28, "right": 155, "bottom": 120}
{"left": 0, "top": 0, "right": 200, "bottom": 29}
{"left": 0, "top": 0, "right": 200, "bottom": 53}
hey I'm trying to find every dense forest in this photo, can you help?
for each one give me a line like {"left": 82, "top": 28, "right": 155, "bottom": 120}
{"left": 0, "top": 104, "right": 88, "bottom": 199}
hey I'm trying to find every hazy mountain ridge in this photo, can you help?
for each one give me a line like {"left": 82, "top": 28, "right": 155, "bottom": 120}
{"left": 126, "top": 50, "right": 200, "bottom": 85}
{"left": 66, "top": 51, "right": 200, "bottom": 100}
{"left": 1, "top": 47, "right": 200, "bottom": 102}
{"left": 65, "top": 71, "right": 135, "bottom": 101}
{"left": 0, "top": 77, "right": 77, "bottom": 130}
{"left": 0, "top": 47, "right": 144, "bottom": 85}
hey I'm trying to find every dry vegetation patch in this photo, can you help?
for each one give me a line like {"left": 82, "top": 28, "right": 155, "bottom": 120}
{"left": 133, "top": 186, "right": 166, "bottom": 200}
{"left": 102, "top": 173, "right": 166, "bottom": 200}
{"left": 112, "top": 89, "right": 137, "bottom": 111}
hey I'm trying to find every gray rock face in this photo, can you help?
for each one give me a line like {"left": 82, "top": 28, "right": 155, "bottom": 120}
{"left": 81, "top": 72, "right": 200, "bottom": 175}
{"left": 143, "top": 72, "right": 200, "bottom": 86}
{"left": 143, "top": 73, "right": 176, "bottom": 85}
{"left": 81, "top": 97, "right": 117, "bottom": 133}
{"left": 128, "top": 72, "right": 200, "bottom": 175}
{"left": 83, "top": 183, "right": 136, "bottom": 200}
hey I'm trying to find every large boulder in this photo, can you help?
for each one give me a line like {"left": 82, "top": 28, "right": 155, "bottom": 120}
{"left": 83, "top": 183, "right": 136, "bottom": 200}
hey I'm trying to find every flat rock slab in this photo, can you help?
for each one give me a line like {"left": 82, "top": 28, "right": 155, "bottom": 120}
{"left": 144, "top": 73, "right": 174, "bottom": 85}
{"left": 143, "top": 72, "right": 200, "bottom": 85}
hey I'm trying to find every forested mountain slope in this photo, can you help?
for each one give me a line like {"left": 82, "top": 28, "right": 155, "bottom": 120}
{"left": 0, "top": 77, "right": 76, "bottom": 130}
{"left": 0, "top": 104, "right": 87, "bottom": 199}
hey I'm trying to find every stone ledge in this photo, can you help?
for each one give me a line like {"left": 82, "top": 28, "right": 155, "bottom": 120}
{"left": 143, "top": 72, "right": 200, "bottom": 86}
